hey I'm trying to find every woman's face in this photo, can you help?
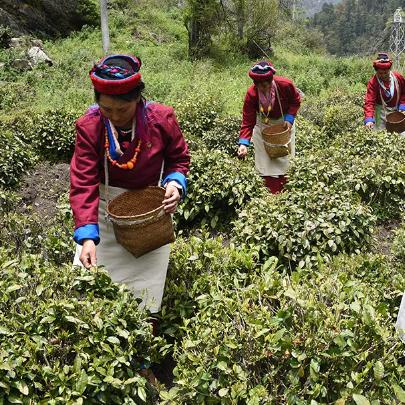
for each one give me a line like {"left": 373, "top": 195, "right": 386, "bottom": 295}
{"left": 98, "top": 94, "right": 138, "bottom": 128}
{"left": 376, "top": 68, "right": 390, "bottom": 82}
{"left": 255, "top": 80, "right": 272, "bottom": 93}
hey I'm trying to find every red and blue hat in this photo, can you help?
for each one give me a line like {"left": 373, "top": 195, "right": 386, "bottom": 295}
{"left": 248, "top": 61, "right": 276, "bottom": 82}
{"left": 373, "top": 52, "right": 393, "bottom": 70}
{"left": 89, "top": 54, "right": 142, "bottom": 95}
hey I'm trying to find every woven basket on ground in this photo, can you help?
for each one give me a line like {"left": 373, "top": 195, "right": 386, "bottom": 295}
{"left": 261, "top": 123, "right": 291, "bottom": 158}
{"left": 386, "top": 111, "right": 405, "bottom": 133}
{"left": 106, "top": 186, "right": 175, "bottom": 258}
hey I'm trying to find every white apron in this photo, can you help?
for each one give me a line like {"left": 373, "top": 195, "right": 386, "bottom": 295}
{"left": 73, "top": 184, "right": 170, "bottom": 313}
{"left": 396, "top": 294, "right": 405, "bottom": 342}
{"left": 376, "top": 75, "right": 405, "bottom": 136}
{"left": 252, "top": 116, "right": 296, "bottom": 176}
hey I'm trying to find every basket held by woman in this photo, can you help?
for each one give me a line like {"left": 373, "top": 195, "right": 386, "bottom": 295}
{"left": 106, "top": 187, "right": 175, "bottom": 258}
{"left": 386, "top": 111, "right": 405, "bottom": 133}
{"left": 262, "top": 122, "right": 291, "bottom": 158}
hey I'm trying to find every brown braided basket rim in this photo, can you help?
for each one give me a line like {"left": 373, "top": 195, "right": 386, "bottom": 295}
{"left": 386, "top": 111, "right": 405, "bottom": 124}
{"left": 106, "top": 186, "right": 165, "bottom": 221}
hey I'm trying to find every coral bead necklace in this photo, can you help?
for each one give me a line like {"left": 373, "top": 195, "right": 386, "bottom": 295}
{"left": 104, "top": 131, "right": 141, "bottom": 170}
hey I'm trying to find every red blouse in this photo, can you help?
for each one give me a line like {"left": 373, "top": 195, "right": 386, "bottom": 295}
{"left": 364, "top": 71, "right": 405, "bottom": 121}
{"left": 70, "top": 102, "right": 190, "bottom": 229}
{"left": 239, "top": 76, "right": 301, "bottom": 143}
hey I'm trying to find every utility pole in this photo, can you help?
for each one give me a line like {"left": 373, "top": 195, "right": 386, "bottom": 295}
{"left": 390, "top": 8, "right": 405, "bottom": 72}
{"left": 100, "top": 0, "right": 110, "bottom": 54}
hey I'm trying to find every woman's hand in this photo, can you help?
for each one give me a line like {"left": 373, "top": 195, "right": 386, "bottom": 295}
{"left": 284, "top": 121, "right": 292, "bottom": 130}
{"left": 365, "top": 121, "right": 375, "bottom": 129}
{"left": 162, "top": 183, "right": 181, "bottom": 214}
{"left": 80, "top": 239, "right": 97, "bottom": 269}
{"left": 238, "top": 145, "right": 248, "bottom": 158}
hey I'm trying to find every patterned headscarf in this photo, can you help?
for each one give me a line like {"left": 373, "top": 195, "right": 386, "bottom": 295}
{"left": 90, "top": 54, "right": 142, "bottom": 95}
{"left": 248, "top": 61, "right": 276, "bottom": 82}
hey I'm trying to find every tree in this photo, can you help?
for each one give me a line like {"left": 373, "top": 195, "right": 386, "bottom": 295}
{"left": 184, "top": 0, "right": 220, "bottom": 59}
{"left": 219, "top": 0, "right": 280, "bottom": 57}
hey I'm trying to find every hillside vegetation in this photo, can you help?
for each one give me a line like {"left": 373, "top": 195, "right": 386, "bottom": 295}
{"left": 0, "top": 0, "right": 404, "bottom": 403}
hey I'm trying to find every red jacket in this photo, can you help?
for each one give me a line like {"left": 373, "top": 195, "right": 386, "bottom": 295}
{"left": 70, "top": 101, "right": 190, "bottom": 230}
{"left": 239, "top": 76, "right": 301, "bottom": 144}
{"left": 363, "top": 71, "right": 405, "bottom": 123}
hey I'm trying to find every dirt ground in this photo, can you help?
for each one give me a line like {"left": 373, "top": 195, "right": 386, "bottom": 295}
{"left": 372, "top": 219, "right": 401, "bottom": 257}
{"left": 17, "top": 161, "right": 70, "bottom": 220}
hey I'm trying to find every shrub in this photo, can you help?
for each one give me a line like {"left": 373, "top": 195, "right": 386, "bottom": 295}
{"left": 201, "top": 115, "right": 241, "bottom": 155}
{"left": 176, "top": 149, "right": 266, "bottom": 232}
{"left": 174, "top": 93, "right": 223, "bottom": 138}
{"left": 288, "top": 128, "right": 405, "bottom": 219}
{"left": 27, "top": 109, "right": 80, "bottom": 162}
{"left": 232, "top": 187, "right": 376, "bottom": 269}
{"left": 321, "top": 102, "right": 363, "bottom": 138}
{"left": 0, "top": 130, "right": 37, "bottom": 188}
{"left": 0, "top": 198, "right": 74, "bottom": 266}
{"left": 160, "top": 235, "right": 259, "bottom": 339}
{"left": 161, "top": 254, "right": 405, "bottom": 404}
{"left": 294, "top": 116, "right": 326, "bottom": 153}
{"left": 0, "top": 252, "right": 163, "bottom": 403}
{"left": 300, "top": 90, "right": 363, "bottom": 129}
{"left": 392, "top": 222, "right": 405, "bottom": 263}
{"left": 0, "top": 189, "right": 21, "bottom": 214}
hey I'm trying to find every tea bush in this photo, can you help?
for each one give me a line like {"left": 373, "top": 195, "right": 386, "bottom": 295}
{"left": 0, "top": 252, "right": 163, "bottom": 403}
{"left": 294, "top": 116, "right": 326, "bottom": 153}
{"left": 201, "top": 115, "right": 241, "bottom": 155}
{"left": 0, "top": 199, "right": 74, "bottom": 265}
{"left": 232, "top": 187, "right": 375, "bottom": 268}
{"left": 162, "top": 254, "right": 405, "bottom": 404}
{"left": 300, "top": 90, "right": 363, "bottom": 130}
{"left": 0, "top": 189, "right": 21, "bottom": 214}
{"left": 174, "top": 93, "right": 223, "bottom": 138}
{"left": 0, "top": 130, "right": 37, "bottom": 188}
{"left": 160, "top": 235, "right": 259, "bottom": 339}
{"left": 288, "top": 128, "right": 405, "bottom": 219}
{"left": 321, "top": 102, "right": 363, "bottom": 138}
{"left": 176, "top": 149, "right": 266, "bottom": 231}
{"left": 392, "top": 222, "right": 405, "bottom": 262}
{"left": 43, "top": 201, "right": 76, "bottom": 265}
{"left": 26, "top": 109, "right": 80, "bottom": 162}
{"left": 0, "top": 212, "right": 45, "bottom": 255}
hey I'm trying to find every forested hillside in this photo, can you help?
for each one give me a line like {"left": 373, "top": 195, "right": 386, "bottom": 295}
{"left": 301, "top": 0, "right": 341, "bottom": 16}
{"left": 311, "top": 0, "right": 405, "bottom": 55}
{"left": 0, "top": 0, "right": 404, "bottom": 403}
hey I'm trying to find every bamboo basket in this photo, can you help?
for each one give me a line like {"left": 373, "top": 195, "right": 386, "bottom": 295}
{"left": 262, "top": 123, "right": 291, "bottom": 158}
{"left": 386, "top": 111, "right": 405, "bottom": 133}
{"left": 106, "top": 186, "right": 175, "bottom": 258}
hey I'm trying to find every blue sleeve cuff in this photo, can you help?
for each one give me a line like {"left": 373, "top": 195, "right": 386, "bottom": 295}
{"left": 238, "top": 138, "right": 250, "bottom": 146}
{"left": 73, "top": 224, "right": 100, "bottom": 245}
{"left": 284, "top": 114, "right": 295, "bottom": 125}
{"left": 364, "top": 117, "right": 375, "bottom": 124}
{"left": 162, "top": 172, "right": 187, "bottom": 198}
{"left": 399, "top": 104, "right": 405, "bottom": 111}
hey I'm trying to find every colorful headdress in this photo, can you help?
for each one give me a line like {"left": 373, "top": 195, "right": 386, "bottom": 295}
{"left": 90, "top": 54, "right": 142, "bottom": 95}
{"left": 373, "top": 53, "right": 393, "bottom": 70}
{"left": 248, "top": 61, "right": 276, "bottom": 82}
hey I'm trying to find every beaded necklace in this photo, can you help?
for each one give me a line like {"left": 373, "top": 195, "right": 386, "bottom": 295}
{"left": 259, "top": 103, "right": 272, "bottom": 124}
{"left": 104, "top": 119, "right": 142, "bottom": 170}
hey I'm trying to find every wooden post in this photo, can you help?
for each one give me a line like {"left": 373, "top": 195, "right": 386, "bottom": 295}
{"left": 100, "top": 0, "right": 110, "bottom": 54}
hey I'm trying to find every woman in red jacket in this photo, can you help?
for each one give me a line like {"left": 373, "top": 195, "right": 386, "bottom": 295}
{"left": 237, "top": 61, "right": 301, "bottom": 194}
{"left": 70, "top": 54, "right": 190, "bottom": 315}
{"left": 364, "top": 52, "right": 405, "bottom": 130}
